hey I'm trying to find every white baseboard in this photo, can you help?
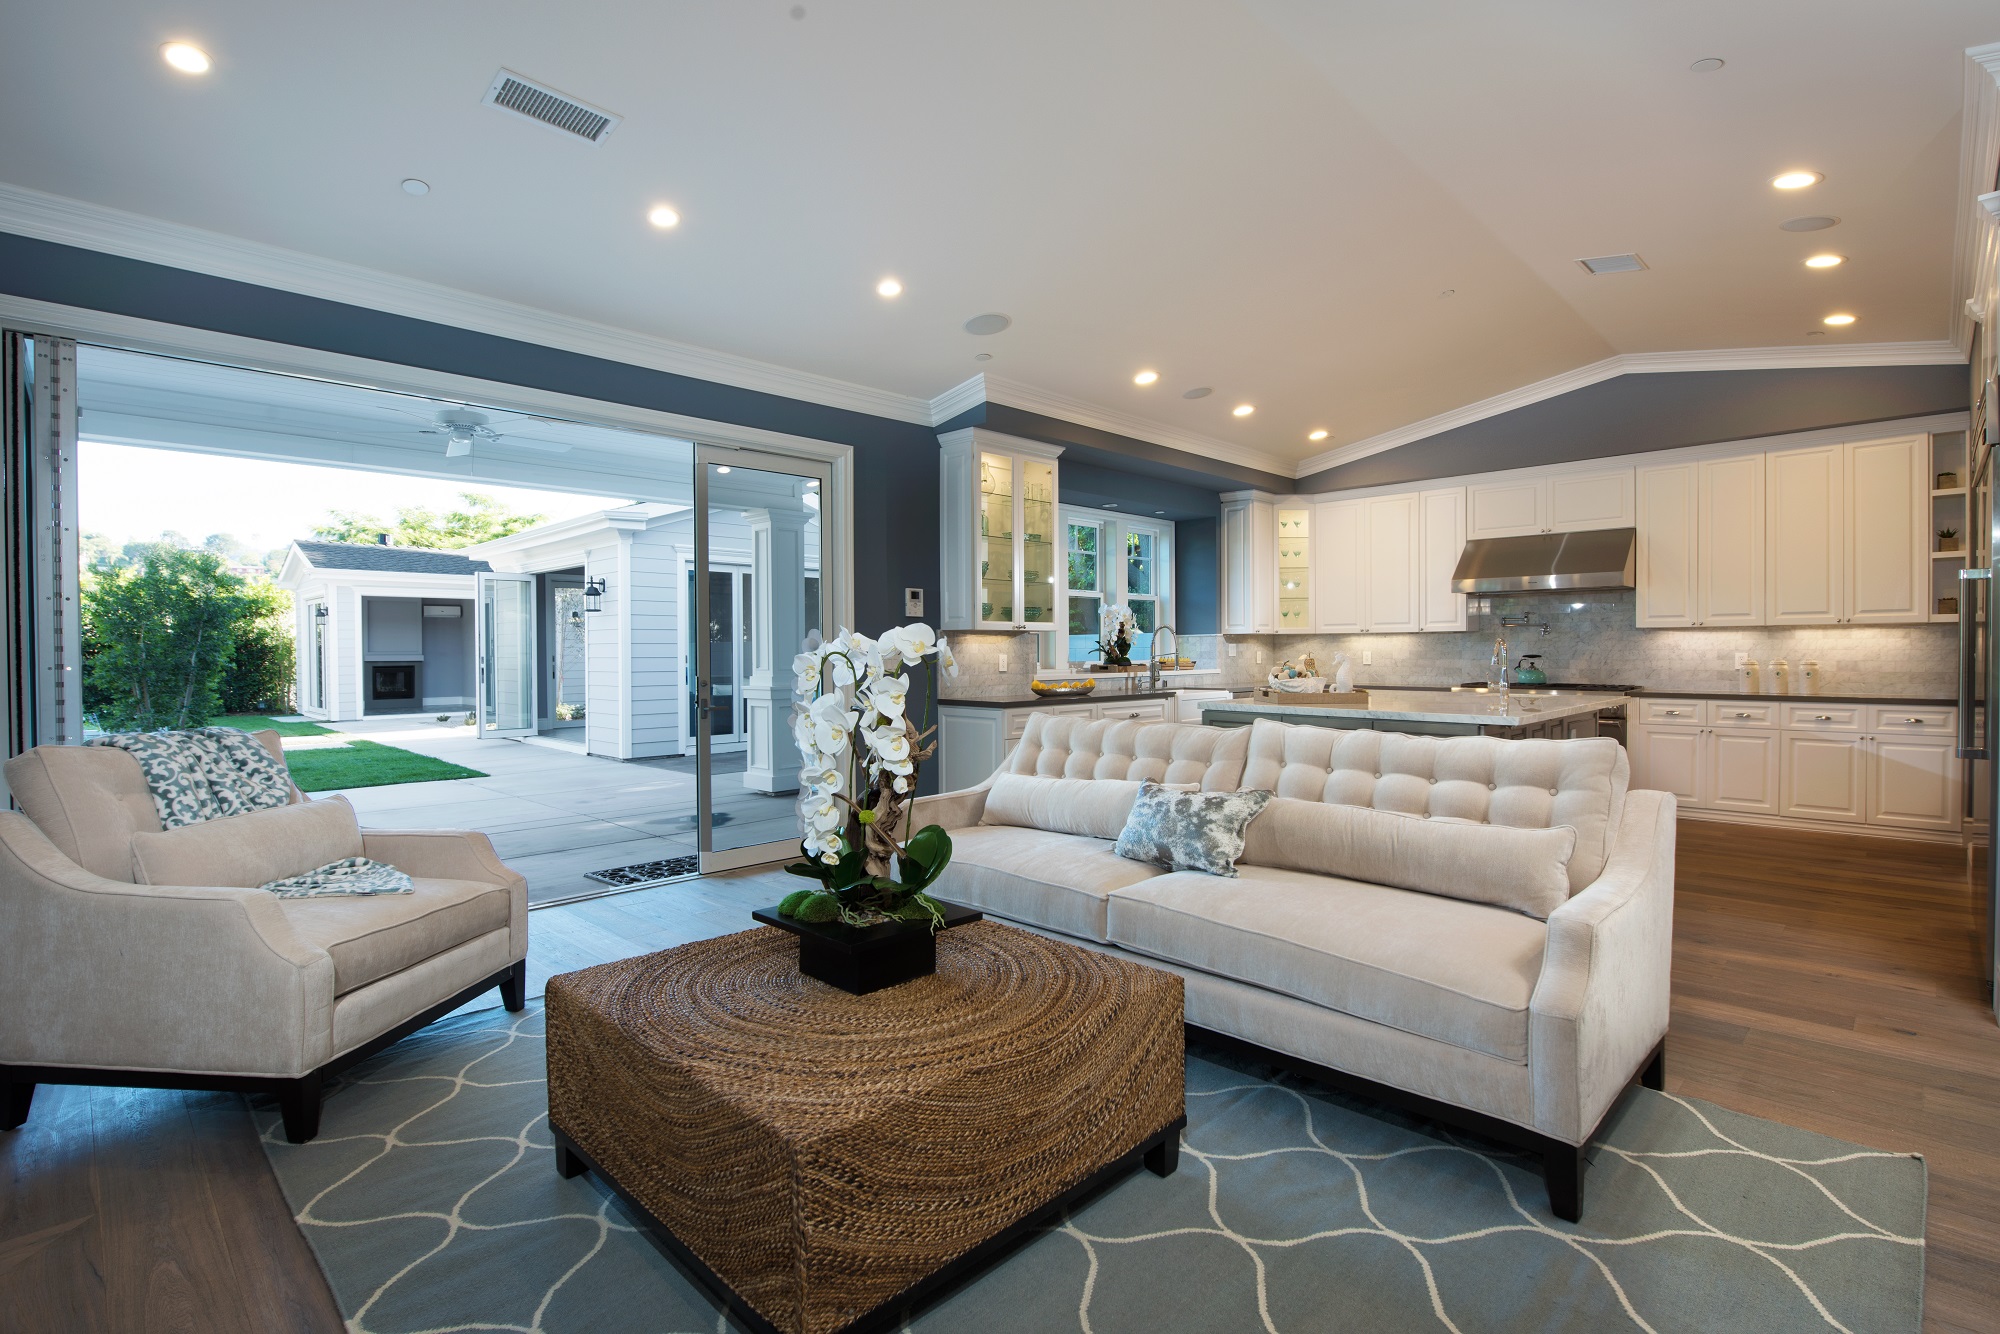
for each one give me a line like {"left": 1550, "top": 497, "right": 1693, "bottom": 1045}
{"left": 1675, "top": 807, "right": 1961, "bottom": 845}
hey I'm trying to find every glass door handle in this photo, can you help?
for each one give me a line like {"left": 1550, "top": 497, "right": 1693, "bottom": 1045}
{"left": 1959, "top": 568, "right": 1988, "bottom": 760}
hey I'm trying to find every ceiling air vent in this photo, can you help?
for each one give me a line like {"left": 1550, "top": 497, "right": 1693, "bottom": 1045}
{"left": 483, "top": 69, "right": 621, "bottom": 144}
{"left": 1576, "top": 253, "right": 1649, "bottom": 275}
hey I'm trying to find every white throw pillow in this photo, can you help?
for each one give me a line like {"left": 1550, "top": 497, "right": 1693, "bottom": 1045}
{"left": 1238, "top": 796, "right": 1577, "bottom": 918}
{"left": 983, "top": 774, "right": 1150, "bottom": 841}
{"left": 130, "top": 795, "right": 364, "bottom": 888}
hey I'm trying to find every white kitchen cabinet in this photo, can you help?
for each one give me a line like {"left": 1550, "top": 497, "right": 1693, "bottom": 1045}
{"left": 939, "top": 696, "right": 1174, "bottom": 790}
{"left": 938, "top": 428, "right": 1063, "bottom": 632}
{"left": 1219, "top": 491, "right": 1278, "bottom": 634}
{"left": 1765, "top": 436, "right": 1924, "bottom": 625}
{"left": 1780, "top": 732, "right": 1868, "bottom": 824}
{"left": 1363, "top": 494, "right": 1422, "bottom": 633}
{"left": 1312, "top": 498, "right": 1366, "bottom": 633}
{"left": 1632, "top": 721, "right": 1702, "bottom": 804}
{"left": 1868, "top": 733, "right": 1958, "bottom": 830}
{"left": 1467, "top": 466, "right": 1634, "bottom": 538}
{"left": 1705, "top": 728, "right": 1781, "bottom": 815}
{"left": 1419, "top": 487, "right": 1468, "bottom": 631}
{"left": 1276, "top": 503, "right": 1313, "bottom": 632}
{"left": 1636, "top": 453, "right": 1764, "bottom": 628}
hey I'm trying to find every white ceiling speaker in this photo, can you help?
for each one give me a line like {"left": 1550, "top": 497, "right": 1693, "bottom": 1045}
{"left": 1576, "top": 253, "right": 1648, "bottom": 275}
{"left": 1182, "top": 387, "right": 1213, "bottom": 399}
{"left": 483, "top": 69, "right": 621, "bottom": 144}
{"left": 1779, "top": 216, "right": 1840, "bottom": 232}
{"left": 963, "top": 313, "right": 1011, "bottom": 335}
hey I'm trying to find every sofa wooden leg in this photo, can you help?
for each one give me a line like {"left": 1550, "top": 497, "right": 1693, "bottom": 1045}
{"left": 499, "top": 959, "right": 527, "bottom": 1013}
{"left": 555, "top": 1140, "right": 588, "bottom": 1180}
{"left": 1640, "top": 1041, "right": 1666, "bottom": 1091}
{"left": 1, "top": 1079, "right": 34, "bottom": 1132}
{"left": 1544, "top": 1143, "right": 1586, "bottom": 1223}
{"left": 279, "top": 1071, "right": 325, "bottom": 1144}
{"left": 1144, "top": 1131, "right": 1180, "bottom": 1178}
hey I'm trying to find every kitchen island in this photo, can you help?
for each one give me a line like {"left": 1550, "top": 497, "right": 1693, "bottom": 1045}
{"left": 1200, "top": 689, "right": 1630, "bottom": 739}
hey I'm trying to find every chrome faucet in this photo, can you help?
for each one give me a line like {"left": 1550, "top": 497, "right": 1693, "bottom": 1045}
{"left": 1149, "top": 626, "right": 1177, "bottom": 692}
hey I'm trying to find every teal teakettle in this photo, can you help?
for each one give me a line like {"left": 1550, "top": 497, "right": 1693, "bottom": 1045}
{"left": 1513, "top": 654, "right": 1547, "bottom": 686}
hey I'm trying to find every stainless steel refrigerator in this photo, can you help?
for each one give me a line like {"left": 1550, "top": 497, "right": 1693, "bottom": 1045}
{"left": 1962, "top": 361, "right": 1999, "bottom": 1023}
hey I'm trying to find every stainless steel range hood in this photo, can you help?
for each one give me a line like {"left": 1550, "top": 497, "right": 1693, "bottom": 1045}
{"left": 1450, "top": 528, "right": 1636, "bottom": 595}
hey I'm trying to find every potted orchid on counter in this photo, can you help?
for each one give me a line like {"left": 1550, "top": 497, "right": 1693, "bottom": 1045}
{"left": 1097, "top": 604, "right": 1138, "bottom": 667}
{"left": 777, "top": 622, "right": 960, "bottom": 932}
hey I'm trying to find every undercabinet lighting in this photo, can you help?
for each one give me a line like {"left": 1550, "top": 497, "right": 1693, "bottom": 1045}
{"left": 161, "top": 41, "right": 211, "bottom": 74}
{"left": 1822, "top": 313, "right": 1856, "bottom": 326}
{"left": 1804, "top": 253, "right": 1844, "bottom": 268}
{"left": 1771, "top": 170, "right": 1822, "bottom": 190}
{"left": 1133, "top": 369, "right": 1159, "bottom": 385}
{"left": 1232, "top": 404, "right": 1254, "bottom": 417}
{"left": 647, "top": 205, "right": 680, "bottom": 229}
{"left": 876, "top": 277, "right": 903, "bottom": 298}
{"left": 1307, "top": 429, "right": 1329, "bottom": 442}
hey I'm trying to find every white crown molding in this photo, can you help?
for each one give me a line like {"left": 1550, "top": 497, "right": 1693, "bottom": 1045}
{"left": 1296, "top": 341, "right": 1967, "bottom": 476}
{"left": 926, "top": 374, "right": 991, "bottom": 426}
{"left": 944, "top": 373, "right": 1295, "bottom": 477}
{"left": 0, "top": 181, "right": 934, "bottom": 425}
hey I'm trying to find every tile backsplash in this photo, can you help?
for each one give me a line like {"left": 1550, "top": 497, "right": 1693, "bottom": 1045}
{"left": 942, "top": 592, "right": 1956, "bottom": 698}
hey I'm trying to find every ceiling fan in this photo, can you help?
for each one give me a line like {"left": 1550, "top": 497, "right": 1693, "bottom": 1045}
{"left": 389, "top": 405, "right": 574, "bottom": 459}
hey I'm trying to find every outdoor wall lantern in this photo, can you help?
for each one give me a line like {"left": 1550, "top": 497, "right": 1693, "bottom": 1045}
{"left": 314, "top": 605, "right": 328, "bottom": 619}
{"left": 584, "top": 577, "right": 606, "bottom": 612}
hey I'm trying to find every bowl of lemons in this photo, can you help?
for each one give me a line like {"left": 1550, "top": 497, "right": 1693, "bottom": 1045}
{"left": 1030, "top": 678, "right": 1098, "bottom": 698}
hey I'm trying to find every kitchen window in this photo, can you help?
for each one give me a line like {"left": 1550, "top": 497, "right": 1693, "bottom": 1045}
{"left": 1055, "top": 507, "right": 1173, "bottom": 665}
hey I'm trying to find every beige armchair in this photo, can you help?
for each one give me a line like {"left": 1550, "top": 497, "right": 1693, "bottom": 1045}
{"left": 0, "top": 732, "right": 527, "bottom": 1143}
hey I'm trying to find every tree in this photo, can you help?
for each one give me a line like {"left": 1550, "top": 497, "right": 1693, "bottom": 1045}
{"left": 220, "top": 581, "right": 295, "bottom": 715}
{"left": 82, "top": 548, "right": 252, "bottom": 730}
{"left": 80, "top": 531, "right": 122, "bottom": 569}
{"left": 313, "top": 492, "right": 545, "bottom": 550}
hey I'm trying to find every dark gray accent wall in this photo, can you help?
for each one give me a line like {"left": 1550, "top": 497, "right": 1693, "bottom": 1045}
{"left": 1175, "top": 518, "right": 1219, "bottom": 635}
{"left": 940, "top": 401, "right": 1291, "bottom": 494}
{"left": 1296, "top": 363, "right": 1969, "bottom": 493}
{"left": 0, "top": 232, "right": 938, "bottom": 638}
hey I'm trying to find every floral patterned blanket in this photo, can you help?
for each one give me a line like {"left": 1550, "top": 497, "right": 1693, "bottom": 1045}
{"left": 88, "top": 726, "right": 296, "bottom": 829}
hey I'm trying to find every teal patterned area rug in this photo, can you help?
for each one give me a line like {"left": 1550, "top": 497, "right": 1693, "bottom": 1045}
{"left": 255, "top": 1004, "right": 1926, "bottom": 1334}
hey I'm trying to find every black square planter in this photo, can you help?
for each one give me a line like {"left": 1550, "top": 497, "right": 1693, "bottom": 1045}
{"left": 752, "top": 901, "right": 983, "bottom": 995}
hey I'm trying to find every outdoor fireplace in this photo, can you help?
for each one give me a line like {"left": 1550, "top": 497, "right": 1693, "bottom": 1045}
{"left": 367, "top": 662, "right": 421, "bottom": 711}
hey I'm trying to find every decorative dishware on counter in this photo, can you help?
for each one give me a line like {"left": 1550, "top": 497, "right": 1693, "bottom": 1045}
{"left": 1030, "top": 678, "right": 1098, "bottom": 698}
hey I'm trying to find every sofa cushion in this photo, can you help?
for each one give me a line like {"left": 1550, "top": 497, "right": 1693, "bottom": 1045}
{"left": 1115, "top": 782, "right": 1273, "bottom": 877}
{"left": 2, "top": 731, "right": 298, "bottom": 883}
{"left": 932, "top": 824, "right": 1165, "bottom": 942}
{"left": 1237, "top": 718, "right": 1626, "bottom": 892}
{"left": 984, "top": 774, "right": 1148, "bottom": 841}
{"left": 130, "top": 796, "right": 364, "bottom": 889}
{"left": 281, "top": 877, "right": 515, "bottom": 996}
{"left": 1006, "top": 715, "right": 1250, "bottom": 790}
{"left": 1105, "top": 867, "right": 1547, "bottom": 1062}
{"left": 1239, "top": 797, "right": 1576, "bottom": 919}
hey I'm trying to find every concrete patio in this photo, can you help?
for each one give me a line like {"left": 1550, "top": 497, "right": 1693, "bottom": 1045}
{"left": 301, "top": 718, "right": 800, "bottom": 906}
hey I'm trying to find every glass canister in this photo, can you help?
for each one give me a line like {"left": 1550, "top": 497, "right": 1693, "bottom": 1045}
{"left": 1769, "top": 658, "right": 1790, "bottom": 695}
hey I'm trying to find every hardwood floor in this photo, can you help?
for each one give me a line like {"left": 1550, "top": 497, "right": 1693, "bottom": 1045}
{"left": 3, "top": 830, "right": 1996, "bottom": 1333}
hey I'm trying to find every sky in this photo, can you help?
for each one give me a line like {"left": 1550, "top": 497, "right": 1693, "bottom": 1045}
{"left": 78, "top": 442, "right": 634, "bottom": 553}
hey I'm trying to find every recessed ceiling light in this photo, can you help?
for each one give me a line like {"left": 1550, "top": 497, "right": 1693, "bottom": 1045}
{"left": 1133, "top": 370, "right": 1159, "bottom": 386}
{"left": 647, "top": 205, "right": 680, "bottom": 229}
{"left": 1771, "top": 171, "right": 1822, "bottom": 190}
{"left": 1183, "top": 387, "right": 1213, "bottom": 400}
{"left": 1155, "top": 510, "right": 1166, "bottom": 515}
{"left": 973, "top": 352, "right": 992, "bottom": 362}
{"left": 401, "top": 178, "right": 431, "bottom": 196}
{"left": 161, "top": 42, "right": 211, "bottom": 74}
{"left": 1779, "top": 216, "right": 1840, "bottom": 232}
{"left": 716, "top": 465, "right": 732, "bottom": 474}
{"left": 1103, "top": 502, "right": 1118, "bottom": 509}
{"left": 1823, "top": 313, "right": 1856, "bottom": 326}
{"left": 1232, "top": 404, "right": 1254, "bottom": 418}
{"left": 964, "top": 313, "right": 1011, "bottom": 335}
{"left": 1803, "top": 253, "right": 1844, "bottom": 268}
{"left": 876, "top": 277, "right": 903, "bottom": 298}
{"left": 1307, "top": 429, "right": 1329, "bottom": 442}
{"left": 1690, "top": 57, "right": 1726, "bottom": 73}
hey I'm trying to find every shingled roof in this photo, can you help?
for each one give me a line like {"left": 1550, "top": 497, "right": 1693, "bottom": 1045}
{"left": 290, "top": 541, "right": 492, "bottom": 576}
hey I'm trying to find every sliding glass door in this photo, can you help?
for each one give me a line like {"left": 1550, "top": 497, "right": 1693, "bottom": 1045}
{"left": 476, "top": 571, "right": 537, "bottom": 739}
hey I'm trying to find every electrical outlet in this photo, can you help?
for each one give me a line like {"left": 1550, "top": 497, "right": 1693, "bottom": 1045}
{"left": 1255, "top": 650, "right": 1264, "bottom": 664}
{"left": 1362, "top": 649, "right": 1372, "bottom": 666}
{"left": 1227, "top": 642, "right": 1238, "bottom": 658}
{"left": 996, "top": 655, "right": 1008, "bottom": 673}
{"left": 1734, "top": 651, "right": 1748, "bottom": 667}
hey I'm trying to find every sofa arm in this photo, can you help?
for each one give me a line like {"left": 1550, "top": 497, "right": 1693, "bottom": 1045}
{"left": 361, "top": 829, "right": 528, "bottom": 961}
{"left": 911, "top": 782, "right": 992, "bottom": 831}
{"left": 0, "top": 811, "right": 336, "bottom": 1077}
{"left": 1527, "top": 788, "right": 1677, "bottom": 1144}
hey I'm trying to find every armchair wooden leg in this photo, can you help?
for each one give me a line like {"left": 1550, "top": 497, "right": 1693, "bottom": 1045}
{"left": 279, "top": 1070, "right": 325, "bottom": 1144}
{"left": 1, "top": 1079, "right": 34, "bottom": 1132}
{"left": 1640, "top": 1041, "right": 1667, "bottom": 1091}
{"left": 499, "top": 959, "right": 527, "bottom": 1013}
{"left": 555, "top": 1140, "right": 588, "bottom": 1179}
{"left": 1143, "top": 1130, "right": 1180, "bottom": 1178}
{"left": 1544, "top": 1143, "right": 1586, "bottom": 1223}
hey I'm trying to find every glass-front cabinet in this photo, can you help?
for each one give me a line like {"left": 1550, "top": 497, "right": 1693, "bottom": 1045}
{"left": 940, "top": 429, "right": 1064, "bottom": 631}
{"left": 1277, "top": 505, "right": 1311, "bottom": 629}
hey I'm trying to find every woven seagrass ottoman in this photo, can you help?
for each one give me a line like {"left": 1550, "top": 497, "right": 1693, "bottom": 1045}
{"left": 545, "top": 918, "right": 1185, "bottom": 1334}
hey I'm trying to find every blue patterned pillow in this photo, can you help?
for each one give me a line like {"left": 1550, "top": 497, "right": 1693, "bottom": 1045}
{"left": 1114, "top": 781, "right": 1274, "bottom": 877}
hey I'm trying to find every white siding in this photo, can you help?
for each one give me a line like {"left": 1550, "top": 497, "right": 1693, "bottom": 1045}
{"left": 583, "top": 542, "right": 626, "bottom": 758}
{"left": 627, "top": 524, "right": 684, "bottom": 758}
{"left": 334, "top": 585, "right": 362, "bottom": 720}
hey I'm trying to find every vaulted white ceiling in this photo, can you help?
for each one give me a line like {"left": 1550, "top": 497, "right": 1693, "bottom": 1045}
{"left": 2, "top": 1, "right": 1993, "bottom": 472}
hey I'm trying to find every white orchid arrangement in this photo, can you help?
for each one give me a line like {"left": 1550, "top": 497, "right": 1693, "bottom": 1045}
{"left": 1097, "top": 603, "right": 1138, "bottom": 665}
{"left": 780, "top": 622, "right": 960, "bottom": 928}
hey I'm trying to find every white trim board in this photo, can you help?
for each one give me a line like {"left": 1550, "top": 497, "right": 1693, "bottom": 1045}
{"left": 1949, "top": 42, "right": 2000, "bottom": 355}
{"left": 0, "top": 182, "right": 932, "bottom": 426}
{"left": 1294, "top": 343, "right": 1967, "bottom": 477}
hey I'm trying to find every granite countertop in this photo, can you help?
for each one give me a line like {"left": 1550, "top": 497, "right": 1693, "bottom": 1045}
{"left": 1629, "top": 687, "right": 1957, "bottom": 706}
{"left": 938, "top": 689, "right": 1181, "bottom": 709}
{"left": 1201, "top": 689, "right": 1630, "bottom": 728}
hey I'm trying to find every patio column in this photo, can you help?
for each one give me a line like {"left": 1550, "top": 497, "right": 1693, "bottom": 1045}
{"left": 741, "top": 504, "right": 811, "bottom": 793}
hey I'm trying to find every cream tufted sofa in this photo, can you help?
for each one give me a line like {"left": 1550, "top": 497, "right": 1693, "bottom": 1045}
{"left": 917, "top": 714, "right": 1674, "bottom": 1222}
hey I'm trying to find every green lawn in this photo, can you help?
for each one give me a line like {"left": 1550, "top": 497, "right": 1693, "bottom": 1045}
{"left": 208, "top": 714, "right": 336, "bottom": 737}
{"left": 283, "top": 739, "right": 487, "bottom": 793}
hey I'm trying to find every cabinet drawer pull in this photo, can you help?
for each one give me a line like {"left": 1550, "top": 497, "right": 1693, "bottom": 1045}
{"left": 1664, "top": 709, "right": 1684, "bottom": 716}
{"left": 1733, "top": 711, "right": 1752, "bottom": 718}
{"left": 1815, "top": 714, "right": 1833, "bottom": 721}
{"left": 1904, "top": 717, "right": 1925, "bottom": 724}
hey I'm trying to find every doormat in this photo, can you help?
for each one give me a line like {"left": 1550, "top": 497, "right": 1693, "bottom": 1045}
{"left": 584, "top": 855, "right": 701, "bottom": 888}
